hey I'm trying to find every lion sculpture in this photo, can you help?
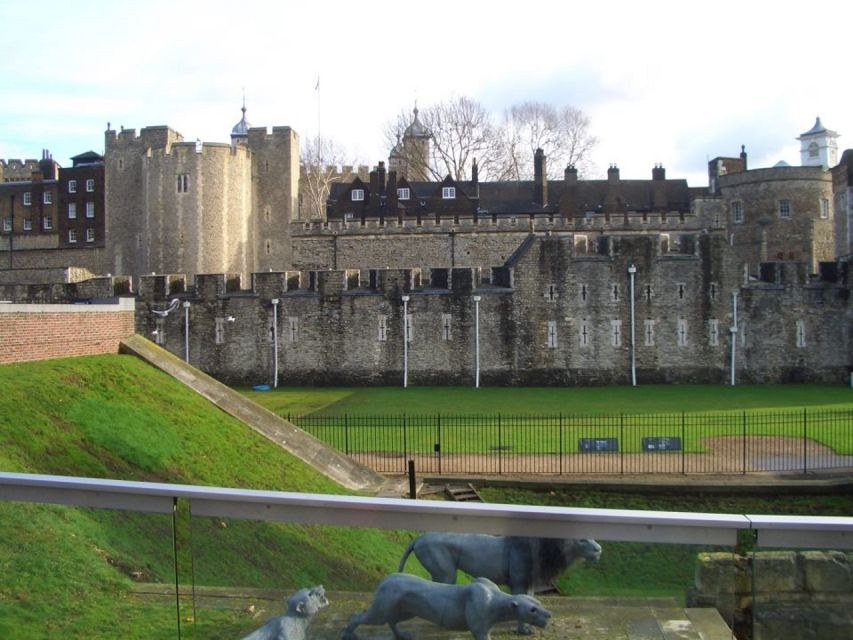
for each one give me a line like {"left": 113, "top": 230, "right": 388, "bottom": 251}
{"left": 398, "top": 533, "right": 601, "bottom": 634}
{"left": 341, "top": 573, "right": 550, "bottom": 640}
{"left": 240, "top": 585, "right": 328, "bottom": 640}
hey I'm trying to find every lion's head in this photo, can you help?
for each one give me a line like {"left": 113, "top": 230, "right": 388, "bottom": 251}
{"left": 509, "top": 594, "right": 551, "bottom": 629}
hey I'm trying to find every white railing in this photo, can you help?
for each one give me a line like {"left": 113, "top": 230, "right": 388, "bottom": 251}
{"left": 2, "top": 472, "right": 852, "bottom": 549}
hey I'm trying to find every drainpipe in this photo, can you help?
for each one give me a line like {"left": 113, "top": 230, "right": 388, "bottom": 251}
{"left": 628, "top": 264, "right": 637, "bottom": 386}
{"left": 271, "top": 298, "right": 279, "bottom": 388}
{"left": 182, "top": 301, "right": 190, "bottom": 363}
{"left": 473, "top": 295, "right": 481, "bottom": 388}
{"left": 402, "top": 295, "right": 410, "bottom": 388}
{"left": 730, "top": 291, "right": 738, "bottom": 386}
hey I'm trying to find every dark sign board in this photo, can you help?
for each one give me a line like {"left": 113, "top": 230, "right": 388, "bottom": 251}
{"left": 579, "top": 438, "right": 619, "bottom": 453}
{"left": 642, "top": 436, "right": 682, "bottom": 452}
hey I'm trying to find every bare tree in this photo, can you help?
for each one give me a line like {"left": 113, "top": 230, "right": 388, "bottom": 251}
{"left": 494, "top": 102, "right": 598, "bottom": 180}
{"left": 298, "top": 136, "right": 353, "bottom": 221}
{"left": 385, "top": 97, "right": 502, "bottom": 181}
{"left": 385, "top": 98, "right": 597, "bottom": 183}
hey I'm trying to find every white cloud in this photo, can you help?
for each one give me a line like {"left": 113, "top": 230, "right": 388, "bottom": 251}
{"left": 2, "top": 0, "right": 852, "bottom": 184}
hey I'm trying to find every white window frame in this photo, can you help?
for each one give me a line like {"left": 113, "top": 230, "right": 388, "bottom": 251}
{"left": 43, "top": 191, "right": 52, "bottom": 205}
{"left": 23, "top": 218, "right": 32, "bottom": 231}
{"left": 43, "top": 216, "right": 53, "bottom": 230}
{"left": 23, "top": 192, "right": 32, "bottom": 206}
{"left": 85, "top": 178, "right": 95, "bottom": 192}
{"left": 795, "top": 320, "right": 806, "bottom": 348}
{"left": 778, "top": 199, "right": 792, "bottom": 218}
{"left": 732, "top": 200, "right": 743, "bottom": 224}
{"left": 644, "top": 319, "right": 655, "bottom": 347}
{"left": 68, "top": 179, "right": 77, "bottom": 193}
{"left": 351, "top": 188, "right": 364, "bottom": 202}
{"left": 68, "top": 229, "right": 77, "bottom": 243}
{"left": 86, "top": 228, "right": 95, "bottom": 243}
{"left": 819, "top": 198, "right": 829, "bottom": 219}
{"left": 378, "top": 315, "right": 387, "bottom": 342}
{"left": 547, "top": 320, "right": 558, "bottom": 349}
{"left": 442, "top": 186, "right": 456, "bottom": 199}
{"left": 86, "top": 202, "right": 95, "bottom": 218}
{"left": 441, "top": 314, "right": 452, "bottom": 341}
{"left": 215, "top": 318, "right": 225, "bottom": 345}
{"left": 343, "top": 212, "right": 354, "bottom": 221}
{"left": 611, "top": 319, "right": 622, "bottom": 347}
{"left": 709, "top": 319, "right": 719, "bottom": 347}
{"left": 397, "top": 187, "right": 410, "bottom": 200}
{"left": 288, "top": 317, "right": 298, "bottom": 343}
{"left": 68, "top": 203, "right": 77, "bottom": 219}
{"left": 677, "top": 318, "right": 688, "bottom": 347}
{"left": 2, "top": 217, "right": 11, "bottom": 232}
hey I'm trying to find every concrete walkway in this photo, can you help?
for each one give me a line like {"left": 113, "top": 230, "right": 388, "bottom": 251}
{"left": 134, "top": 585, "right": 735, "bottom": 639}
{"left": 119, "top": 336, "right": 405, "bottom": 495}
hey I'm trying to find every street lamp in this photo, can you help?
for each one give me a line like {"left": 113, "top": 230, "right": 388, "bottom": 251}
{"left": 729, "top": 291, "right": 738, "bottom": 386}
{"left": 402, "top": 295, "right": 410, "bottom": 388}
{"left": 271, "top": 298, "right": 279, "bottom": 388}
{"left": 182, "top": 301, "right": 190, "bottom": 363}
{"left": 627, "top": 264, "right": 637, "bottom": 387}
{"left": 473, "top": 295, "right": 481, "bottom": 388}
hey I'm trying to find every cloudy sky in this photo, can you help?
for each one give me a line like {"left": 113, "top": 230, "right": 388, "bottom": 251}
{"left": 1, "top": 0, "right": 850, "bottom": 186}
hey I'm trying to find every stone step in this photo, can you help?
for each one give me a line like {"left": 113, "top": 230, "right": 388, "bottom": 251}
{"left": 133, "top": 586, "right": 734, "bottom": 639}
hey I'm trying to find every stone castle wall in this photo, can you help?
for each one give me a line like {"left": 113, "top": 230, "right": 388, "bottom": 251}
{"left": 116, "top": 233, "right": 849, "bottom": 386}
{"left": 720, "top": 166, "right": 835, "bottom": 272}
{"left": 690, "top": 550, "right": 853, "bottom": 640}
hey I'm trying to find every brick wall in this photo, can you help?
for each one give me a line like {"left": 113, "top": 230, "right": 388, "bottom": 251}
{"left": 0, "top": 299, "right": 135, "bottom": 364}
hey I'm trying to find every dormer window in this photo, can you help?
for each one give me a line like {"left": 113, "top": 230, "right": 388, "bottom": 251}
{"left": 442, "top": 186, "right": 456, "bottom": 199}
{"left": 351, "top": 189, "right": 364, "bottom": 202}
{"left": 397, "top": 188, "right": 410, "bottom": 200}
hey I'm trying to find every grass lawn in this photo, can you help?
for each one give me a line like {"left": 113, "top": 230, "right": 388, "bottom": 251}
{"left": 239, "top": 384, "right": 853, "bottom": 417}
{"left": 0, "top": 355, "right": 414, "bottom": 639}
{"left": 240, "top": 385, "right": 853, "bottom": 455}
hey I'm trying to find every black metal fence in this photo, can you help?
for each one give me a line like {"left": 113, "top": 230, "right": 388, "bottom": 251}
{"left": 288, "top": 409, "right": 853, "bottom": 475}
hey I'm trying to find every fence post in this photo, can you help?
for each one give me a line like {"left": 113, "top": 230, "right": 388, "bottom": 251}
{"left": 803, "top": 408, "right": 807, "bottom": 475}
{"left": 498, "top": 414, "right": 502, "bottom": 475}
{"left": 408, "top": 460, "right": 417, "bottom": 499}
{"left": 437, "top": 414, "right": 442, "bottom": 475}
{"left": 559, "top": 413, "right": 563, "bottom": 476}
{"left": 742, "top": 411, "right": 747, "bottom": 474}
{"left": 403, "top": 414, "right": 408, "bottom": 467}
{"left": 619, "top": 414, "right": 624, "bottom": 475}
{"left": 344, "top": 414, "right": 349, "bottom": 456}
{"left": 681, "top": 412, "right": 686, "bottom": 475}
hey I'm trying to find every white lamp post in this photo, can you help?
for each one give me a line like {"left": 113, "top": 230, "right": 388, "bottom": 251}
{"left": 182, "top": 301, "right": 190, "bottom": 363}
{"left": 402, "top": 295, "right": 410, "bottom": 389}
{"left": 473, "top": 295, "right": 481, "bottom": 388}
{"left": 271, "top": 298, "right": 279, "bottom": 388}
{"left": 627, "top": 264, "right": 637, "bottom": 387}
{"left": 730, "top": 291, "right": 738, "bottom": 386}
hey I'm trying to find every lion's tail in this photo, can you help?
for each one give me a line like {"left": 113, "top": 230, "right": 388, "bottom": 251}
{"left": 398, "top": 537, "right": 418, "bottom": 572}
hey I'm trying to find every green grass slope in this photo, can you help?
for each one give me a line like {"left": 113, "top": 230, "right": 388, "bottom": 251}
{"left": 0, "top": 355, "right": 411, "bottom": 639}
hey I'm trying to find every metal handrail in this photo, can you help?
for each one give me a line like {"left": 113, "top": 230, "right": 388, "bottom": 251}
{"left": 1, "top": 471, "right": 852, "bottom": 549}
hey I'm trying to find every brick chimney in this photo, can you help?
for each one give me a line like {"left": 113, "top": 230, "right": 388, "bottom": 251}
{"left": 564, "top": 164, "right": 578, "bottom": 186}
{"left": 605, "top": 164, "right": 622, "bottom": 211}
{"left": 377, "top": 161, "right": 387, "bottom": 191}
{"left": 652, "top": 164, "right": 667, "bottom": 209}
{"left": 534, "top": 148, "right": 548, "bottom": 206}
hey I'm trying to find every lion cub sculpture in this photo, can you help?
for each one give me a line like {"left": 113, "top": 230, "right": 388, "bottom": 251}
{"left": 398, "top": 533, "right": 601, "bottom": 634}
{"left": 342, "top": 573, "right": 550, "bottom": 640}
{"left": 240, "top": 585, "right": 328, "bottom": 640}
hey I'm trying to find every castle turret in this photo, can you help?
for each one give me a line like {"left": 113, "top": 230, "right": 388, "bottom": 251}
{"left": 798, "top": 117, "right": 839, "bottom": 168}
{"left": 231, "top": 99, "right": 251, "bottom": 146}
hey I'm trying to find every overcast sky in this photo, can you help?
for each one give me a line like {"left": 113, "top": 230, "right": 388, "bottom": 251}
{"left": 1, "top": 0, "right": 850, "bottom": 186}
